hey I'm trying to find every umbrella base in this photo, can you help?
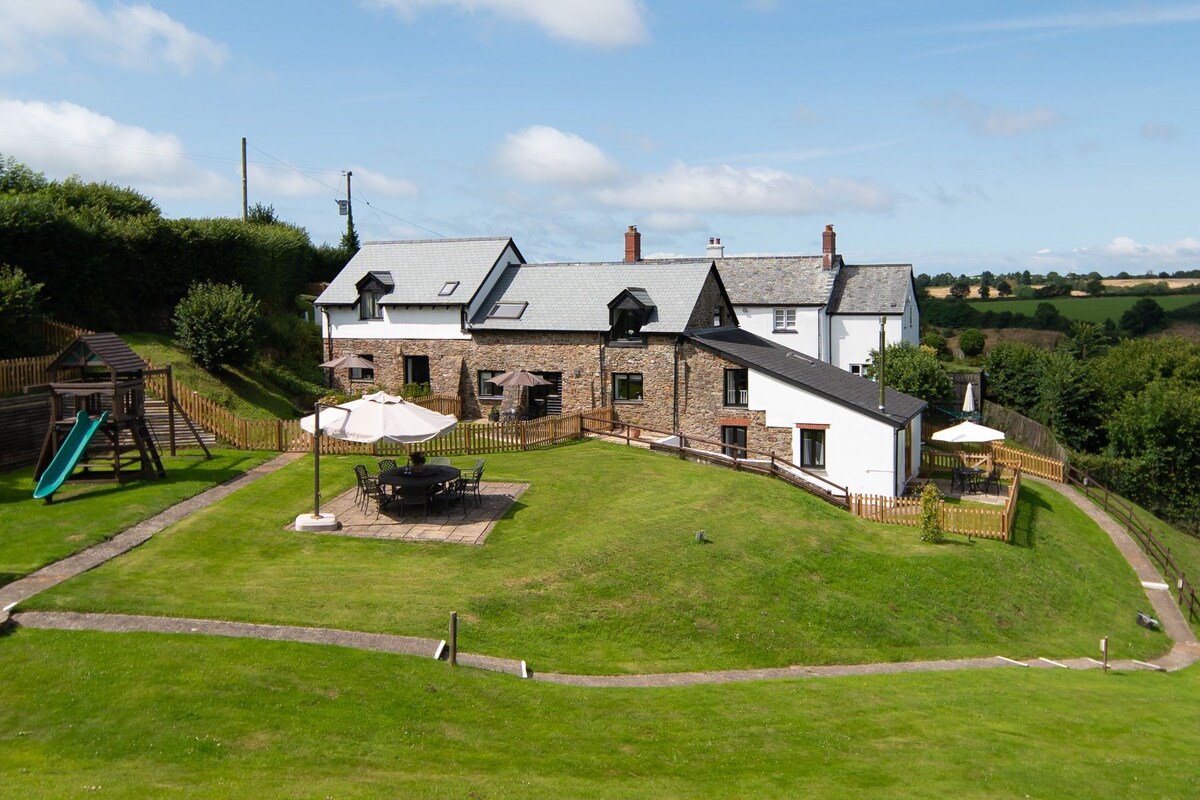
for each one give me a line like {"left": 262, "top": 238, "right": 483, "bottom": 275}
{"left": 295, "top": 512, "right": 341, "bottom": 532}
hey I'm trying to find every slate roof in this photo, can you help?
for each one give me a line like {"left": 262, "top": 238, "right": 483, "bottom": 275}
{"left": 711, "top": 256, "right": 836, "bottom": 305}
{"left": 314, "top": 238, "right": 517, "bottom": 307}
{"left": 684, "top": 327, "right": 926, "bottom": 428}
{"left": 827, "top": 264, "right": 913, "bottom": 315}
{"left": 469, "top": 261, "right": 723, "bottom": 332}
{"left": 48, "top": 333, "right": 147, "bottom": 377}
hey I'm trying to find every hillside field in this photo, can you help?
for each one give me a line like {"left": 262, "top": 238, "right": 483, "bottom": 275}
{"left": 962, "top": 293, "right": 1200, "bottom": 323}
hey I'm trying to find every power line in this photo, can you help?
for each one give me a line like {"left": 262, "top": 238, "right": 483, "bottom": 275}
{"left": 352, "top": 185, "right": 447, "bottom": 239}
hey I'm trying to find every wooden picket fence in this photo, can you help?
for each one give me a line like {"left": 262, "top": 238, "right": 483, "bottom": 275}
{"left": 989, "top": 442, "right": 1064, "bottom": 482}
{"left": 0, "top": 354, "right": 56, "bottom": 395}
{"left": 849, "top": 469, "right": 1021, "bottom": 542}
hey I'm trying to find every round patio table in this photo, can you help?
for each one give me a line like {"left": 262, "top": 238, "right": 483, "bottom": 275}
{"left": 378, "top": 465, "right": 461, "bottom": 493}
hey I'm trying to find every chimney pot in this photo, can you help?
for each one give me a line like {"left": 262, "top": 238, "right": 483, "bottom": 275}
{"left": 624, "top": 225, "right": 642, "bottom": 263}
{"left": 822, "top": 224, "right": 837, "bottom": 269}
{"left": 706, "top": 236, "right": 725, "bottom": 259}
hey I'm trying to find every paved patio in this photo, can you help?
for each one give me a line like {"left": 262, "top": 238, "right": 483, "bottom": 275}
{"left": 295, "top": 481, "right": 530, "bottom": 545}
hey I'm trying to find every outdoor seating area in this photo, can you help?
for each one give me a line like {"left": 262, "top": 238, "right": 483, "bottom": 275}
{"left": 354, "top": 457, "right": 487, "bottom": 520}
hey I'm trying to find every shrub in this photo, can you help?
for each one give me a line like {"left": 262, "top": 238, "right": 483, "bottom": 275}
{"left": 0, "top": 263, "right": 44, "bottom": 358}
{"left": 173, "top": 281, "right": 262, "bottom": 370}
{"left": 982, "top": 342, "right": 1048, "bottom": 415}
{"left": 1119, "top": 297, "right": 1167, "bottom": 337}
{"left": 864, "top": 341, "right": 953, "bottom": 403}
{"left": 919, "top": 483, "right": 944, "bottom": 543}
{"left": 921, "top": 331, "right": 948, "bottom": 358}
{"left": 958, "top": 328, "right": 986, "bottom": 357}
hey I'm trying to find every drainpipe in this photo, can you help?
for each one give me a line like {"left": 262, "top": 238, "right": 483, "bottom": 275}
{"left": 322, "top": 308, "right": 334, "bottom": 389}
{"left": 598, "top": 333, "right": 606, "bottom": 407}
{"left": 673, "top": 337, "right": 681, "bottom": 432}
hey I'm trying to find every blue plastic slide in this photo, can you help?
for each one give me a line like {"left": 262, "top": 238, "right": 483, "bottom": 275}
{"left": 33, "top": 410, "right": 109, "bottom": 501}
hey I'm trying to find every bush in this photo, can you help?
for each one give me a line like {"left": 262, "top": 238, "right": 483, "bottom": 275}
{"left": 919, "top": 483, "right": 944, "bottom": 543}
{"left": 0, "top": 263, "right": 43, "bottom": 357}
{"left": 1119, "top": 298, "right": 1167, "bottom": 337}
{"left": 921, "top": 331, "right": 948, "bottom": 358}
{"left": 173, "top": 281, "right": 262, "bottom": 370}
{"left": 958, "top": 328, "right": 986, "bottom": 357}
{"left": 864, "top": 342, "right": 953, "bottom": 403}
{"left": 983, "top": 343, "right": 1049, "bottom": 415}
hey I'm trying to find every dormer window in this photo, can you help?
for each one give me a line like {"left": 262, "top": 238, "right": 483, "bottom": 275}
{"left": 608, "top": 287, "right": 655, "bottom": 344}
{"left": 355, "top": 271, "right": 394, "bottom": 321}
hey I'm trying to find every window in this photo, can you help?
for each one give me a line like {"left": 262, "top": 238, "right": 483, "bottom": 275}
{"left": 479, "top": 370, "right": 502, "bottom": 399}
{"left": 439, "top": 281, "right": 460, "bottom": 297}
{"left": 360, "top": 291, "right": 383, "bottom": 320}
{"left": 612, "top": 372, "right": 643, "bottom": 402}
{"left": 350, "top": 353, "right": 374, "bottom": 382}
{"left": 724, "top": 368, "right": 748, "bottom": 407}
{"left": 611, "top": 308, "right": 643, "bottom": 342}
{"left": 849, "top": 364, "right": 864, "bottom": 376}
{"left": 488, "top": 301, "right": 527, "bottom": 319}
{"left": 773, "top": 307, "right": 796, "bottom": 332}
{"left": 404, "top": 355, "right": 430, "bottom": 388}
{"left": 721, "top": 425, "right": 748, "bottom": 459}
{"left": 800, "top": 429, "right": 826, "bottom": 469}
{"left": 712, "top": 307, "right": 723, "bottom": 327}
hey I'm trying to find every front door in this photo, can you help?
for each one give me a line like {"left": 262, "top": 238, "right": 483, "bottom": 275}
{"left": 721, "top": 425, "right": 747, "bottom": 459}
{"left": 404, "top": 355, "right": 430, "bottom": 389}
{"left": 528, "top": 372, "right": 563, "bottom": 417}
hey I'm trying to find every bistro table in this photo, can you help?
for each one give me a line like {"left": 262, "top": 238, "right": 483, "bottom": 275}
{"left": 378, "top": 465, "right": 461, "bottom": 503}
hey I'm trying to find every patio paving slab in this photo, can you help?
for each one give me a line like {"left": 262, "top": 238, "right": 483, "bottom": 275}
{"left": 291, "top": 481, "right": 530, "bottom": 545}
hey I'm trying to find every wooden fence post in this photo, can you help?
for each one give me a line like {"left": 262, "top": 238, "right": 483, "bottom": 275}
{"left": 276, "top": 418, "right": 284, "bottom": 451}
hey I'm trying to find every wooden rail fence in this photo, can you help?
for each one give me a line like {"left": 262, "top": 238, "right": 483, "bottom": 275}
{"left": 849, "top": 469, "right": 1021, "bottom": 542}
{"left": 1066, "top": 465, "right": 1199, "bottom": 624}
{"left": 989, "top": 443, "right": 1064, "bottom": 482}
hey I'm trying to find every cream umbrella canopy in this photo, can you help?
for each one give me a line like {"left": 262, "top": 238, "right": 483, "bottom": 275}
{"left": 931, "top": 420, "right": 1005, "bottom": 444}
{"left": 962, "top": 381, "right": 976, "bottom": 415}
{"left": 295, "top": 392, "right": 458, "bottom": 531}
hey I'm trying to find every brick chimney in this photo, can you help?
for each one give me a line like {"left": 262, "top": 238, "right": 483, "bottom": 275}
{"left": 706, "top": 237, "right": 725, "bottom": 259}
{"left": 624, "top": 225, "right": 641, "bottom": 263}
{"left": 822, "top": 224, "right": 836, "bottom": 269}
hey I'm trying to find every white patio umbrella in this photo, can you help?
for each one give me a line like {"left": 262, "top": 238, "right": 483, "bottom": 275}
{"left": 295, "top": 391, "right": 458, "bottom": 531}
{"left": 962, "top": 381, "right": 976, "bottom": 415}
{"left": 931, "top": 420, "right": 1005, "bottom": 444}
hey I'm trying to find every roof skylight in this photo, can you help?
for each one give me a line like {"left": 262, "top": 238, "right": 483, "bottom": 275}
{"left": 487, "top": 301, "right": 527, "bottom": 320}
{"left": 439, "top": 281, "right": 460, "bottom": 296}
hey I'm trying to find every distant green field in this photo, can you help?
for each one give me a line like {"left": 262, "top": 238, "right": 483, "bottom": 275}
{"left": 968, "top": 293, "right": 1200, "bottom": 323}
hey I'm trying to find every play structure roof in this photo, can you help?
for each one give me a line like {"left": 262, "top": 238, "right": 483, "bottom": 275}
{"left": 48, "top": 333, "right": 147, "bottom": 378}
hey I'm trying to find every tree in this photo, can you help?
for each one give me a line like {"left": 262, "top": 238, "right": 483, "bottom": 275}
{"left": 0, "top": 154, "right": 48, "bottom": 194}
{"left": 919, "top": 482, "right": 944, "bottom": 543}
{"left": 1033, "top": 352, "right": 1104, "bottom": 451}
{"left": 958, "top": 328, "right": 986, "bottom": 357}
{"left": 1062, "top": 320, "right": 1109, "bottom": 360}
{"left": 1084, "top": 278, "right": 1104, "bottom": 296}
{"left": 1020, "top": 270, "right": 1032, "bottom": 285}
{"left": 982, "top": 342, "right": 1049, "bottom": 415}
{"left": 0, "top": 264, "right": 44, "bottom": 357}
{"left": 864, "top": 341, "right": 953, "bottom": 403}
{"left": 247, "top": 202, "right": 280, "bottom": 225}
{"left": 949, "top": 279, "right": 971, "bottom": 300}
{"left": 920, "top": 331, "right": 948, "bottom": 358}
{"left": 1119, "top": 297, "right": 1167, "bottom": 336}
{"left": 995, "top": 279, "right": 1013, "bottom": 297}
{"left": 173, "top": 281, "right": 262, "bottom": 370}
{"left": 977, "top": 283, "right": 991, "bottom": 300}
{"left": 1033, "top": 302, "right": 1065, "bottom": 330}
{"left": 979, "top": 270, "right": 994, "bottom": 287}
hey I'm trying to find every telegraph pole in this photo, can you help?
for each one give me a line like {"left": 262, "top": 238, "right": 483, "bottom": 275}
{"left": 241, "top": 137, "right": 248, "bottom": 221}
{"left": 345, "top": 170, "right": 353, "bottom": 233}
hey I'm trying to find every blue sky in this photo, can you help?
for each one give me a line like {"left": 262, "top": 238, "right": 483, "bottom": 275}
{"left": 1, "top": 1, "right": 1197, "bottom": 275}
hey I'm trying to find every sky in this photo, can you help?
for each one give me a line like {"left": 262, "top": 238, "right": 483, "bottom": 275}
{"left": 1, "top": 0, "right": 1198, "bottom": 276}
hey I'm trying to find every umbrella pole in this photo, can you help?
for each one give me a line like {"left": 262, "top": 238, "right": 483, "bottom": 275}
{"left": 313, "top": 402, "right": 322, "bottom": 518}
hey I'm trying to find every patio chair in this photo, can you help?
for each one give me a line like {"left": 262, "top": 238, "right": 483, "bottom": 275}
{"left": 436, "top": 477, "right": 469, "bottom": 517}
{"left": 474, "top": 458, "right": 485, "bottom": 471}
{"left": 394, "top": 483, "right": 429, "bottom": 519}
{"left": 378, "top": 458, "right": 398, "bottom": 474}
{"left": 982, "top": 464, "right": 1003, "bottom": 495}
{"left": 354, "top": 465, "right": 386, "bottom": 513}
{"left": 462, "top": 465, "right": 484, "bottom": 507}
{"left": 428, "top": 456, "right": 452, "bottom": 466}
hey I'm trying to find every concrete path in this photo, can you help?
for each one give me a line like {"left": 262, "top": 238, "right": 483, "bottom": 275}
{"left": 4, "top": 462, "right": 1197, "bottom": 687}
{"left": 0, "top": 452, "right": 303, "bottom": 613}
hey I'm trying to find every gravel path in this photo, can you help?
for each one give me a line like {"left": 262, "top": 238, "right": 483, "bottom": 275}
{"left": 5, "top": 464, "right": 1197, "bottom": 687}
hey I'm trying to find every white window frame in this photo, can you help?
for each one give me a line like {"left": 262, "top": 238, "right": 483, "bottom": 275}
{"left": 773, "top": 307, "right": 797, "bottom": 332}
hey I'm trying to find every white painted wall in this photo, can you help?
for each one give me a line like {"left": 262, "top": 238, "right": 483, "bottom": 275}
{"left": 324, "top": 305, "right": 470, "bottom": 340}
{"left": 735, "top": 305, "right": 822, "bottom": 358}
{"left": 746, "top": 369, "right": 902, "bottom": 496}
{"left": 828, "top": 314, "right": 905, "bottom": 372}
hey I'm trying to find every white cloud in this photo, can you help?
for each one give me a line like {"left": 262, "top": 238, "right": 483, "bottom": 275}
{"left": 951, "top": 6, "right": 1200, "bottom": 34}
{"left": 495, "top": 125, "right": 622, "bottom": 186}
{"left": 1102, "top": 236, "right": 1200, "bottom": 259}
{"left": 643, "top": 212, "right": 706, "bottom": 233}
{"left": 366, "top": 0, "right": 647, "bottom": 47}
{"left": 351, "top": 167, "right": 419, "bottom": 197}
{"left": 0, "top": 0, "right": 227, "bottom": 74}
{"left": 0, "top": 98, "right": 226, "bottom": 197}
{"left": 594, "top": 161, "right": 896, "bottom": 215}
{"left": 925, "top": 92, "right": 1060, "bottom": 137}
{"left": 246, "top": 165, "right": 328, "bottom": 198}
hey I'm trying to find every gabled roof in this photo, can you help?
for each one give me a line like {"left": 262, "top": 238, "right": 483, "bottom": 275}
{"left": 48, "top": 333, "right": 146, "bottom": 377}
{"left": 828, "top": 264, "right": 914, "bottom": 315}
{"left": 470, "top": 261, "right": 722, "bottom": 332}
{"left": 713, "top": 256, "right": 838, "bottom": 306}
{"left": 314, "top": 238, "right": 519, "bottom": 307}
{"left": 684, "top": 327, "right": 926, "bottom": 428}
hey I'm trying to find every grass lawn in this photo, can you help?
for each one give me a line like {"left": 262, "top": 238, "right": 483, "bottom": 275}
{"left": 123, "top": 332, "right": 305, "bottom": 419}
{"left": 966, "top": 293, "right": 1200, "bottom": 323}
{"left": 0, "top": 450, "right": 274, "bottom": 587}
{"left": 25, "top": 440, "right": 1165, "bottom": 673}
{"left": 0, "top": 627, "right": 1197, "bottom": 799}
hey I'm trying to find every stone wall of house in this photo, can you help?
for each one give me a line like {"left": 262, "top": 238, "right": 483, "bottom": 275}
{"left": 469, "top": 331, "right": 603, "bottom": 419}
{"left": 686, "top": 271, "right": 737, "bottom": 329}
{"left": 604, "top": 335, "right": 679, "bottom": 434}
{"left": 328, "top": 339, "right": 475, "bottom": 400}
{"left": 678, "top": 342, "right": 792, "bottom": 458}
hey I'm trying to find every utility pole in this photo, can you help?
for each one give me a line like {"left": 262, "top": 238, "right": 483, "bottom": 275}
{"left": 878, "top": 315, "right": 886, "bottom": 411}
{"left": 241, "top": 137, "right": 248, "bottom": 221}
{"left": 345, "top": 170, "right": 353, "bottom": 233}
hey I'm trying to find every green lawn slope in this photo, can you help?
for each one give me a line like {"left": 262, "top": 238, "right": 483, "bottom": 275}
{"left": 0, "top": 628, "right": 1196, "bottom": 799}
{"left": 24, "top": 440, "right": 1165, "bottom": 673}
